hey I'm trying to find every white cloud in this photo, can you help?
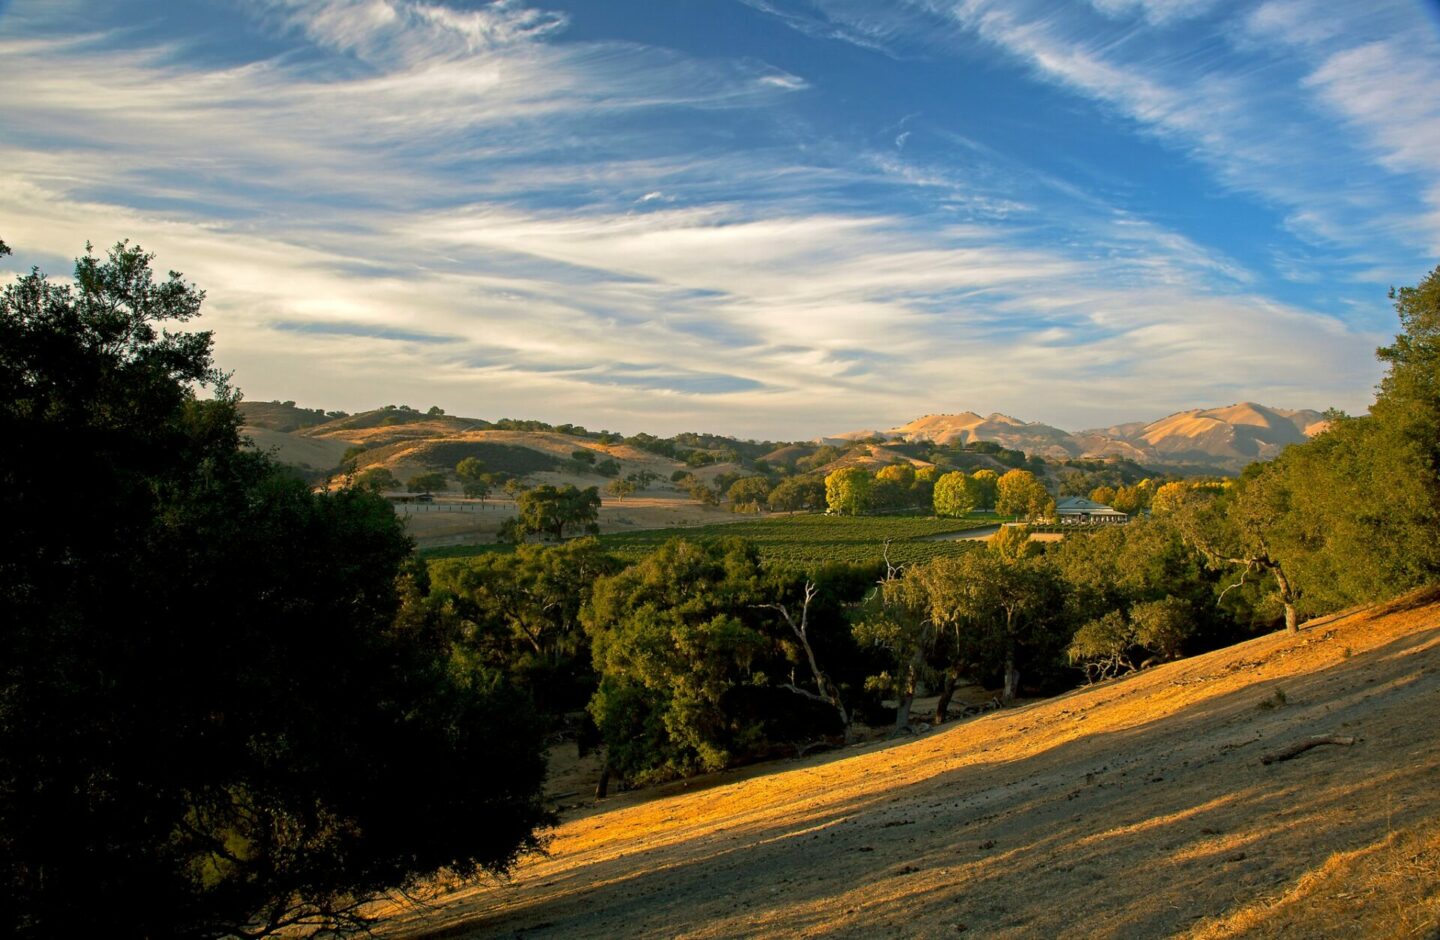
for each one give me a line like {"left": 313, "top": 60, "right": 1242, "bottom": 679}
{"left": 0, "top": 0, "right": 1393, "bottom": 437}
{"left": 790, "top": 0, "right": 1440, "bottom": 272}
{"left": 1088, "top": 0, "right": 1217, "bottom": 25}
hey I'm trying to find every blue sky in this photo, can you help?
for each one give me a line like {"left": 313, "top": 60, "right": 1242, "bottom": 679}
{"left": 2, "top": 0, "right": 1438, "bottom": 439}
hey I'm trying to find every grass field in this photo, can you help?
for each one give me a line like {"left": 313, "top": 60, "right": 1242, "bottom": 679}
{"left": 421, "top": 512, "right": 995, "bottom": 570}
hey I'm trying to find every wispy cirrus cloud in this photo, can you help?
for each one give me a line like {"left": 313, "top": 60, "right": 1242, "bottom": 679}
{"left": 764, "top": 0, "right": 1439, "bottom": 285}
{"left": 0, "top": 0, "right": 1408, "bottom": 438}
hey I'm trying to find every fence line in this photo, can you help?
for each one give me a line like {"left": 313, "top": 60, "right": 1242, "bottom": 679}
{"left": 393, "top": 502, "right": 488, "bottom": 514}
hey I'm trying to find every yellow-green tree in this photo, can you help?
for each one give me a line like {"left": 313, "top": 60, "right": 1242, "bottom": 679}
{"left": 875, "top": 463, "right": 915, "bottom": 487}
{"left": 932, "top": 470, "right": 976, "bottom": 518}
{"left": 1089, "top": 485, "right": 1117, "bottom": 507}
{"left": 1149, "top": 481, "right": 1188, "bottom": 515}
{"left": 824, "top": 467, "right": 872, "bottom": 516}
{"left": 996, "top": 469, "right": 1051, "bottom": 520}
{"left": 969, "top": 469, "right": 999, "bottom": 510}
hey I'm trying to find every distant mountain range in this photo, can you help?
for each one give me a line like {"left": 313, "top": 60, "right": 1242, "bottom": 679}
{"left": 824, "top": 402, "right": 1329, "bottom": 471}
{"left": 240, "top": 399, "right": 1328, "bottom": 480}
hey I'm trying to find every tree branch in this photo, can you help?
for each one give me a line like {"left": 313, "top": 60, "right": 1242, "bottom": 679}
{"left": 1260, "top": 735, "right": 1356, "bottom": 765}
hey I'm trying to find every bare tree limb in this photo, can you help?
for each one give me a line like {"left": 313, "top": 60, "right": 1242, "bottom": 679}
{"left": 758, "top": 580, "right": 851, "bottom": 740}
{"left": 1260, "top": 735, "right": 1356, "bottom": 765}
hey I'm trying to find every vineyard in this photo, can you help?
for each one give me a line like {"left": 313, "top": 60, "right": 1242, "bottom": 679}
{"left": 423, "top": 513, "right": 993, "bottom": 571}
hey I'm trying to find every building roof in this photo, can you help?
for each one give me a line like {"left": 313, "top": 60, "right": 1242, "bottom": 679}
{"left": 1054, "top": 496, "right": 1127, "bottom": 516}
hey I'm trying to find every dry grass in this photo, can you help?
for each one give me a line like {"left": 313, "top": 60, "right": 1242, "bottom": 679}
{"left": 1189, "top": 816, "right": 1440, "bottom": 938}
{"left": 365, "top": 589, "right": 1440, "bottom": 939}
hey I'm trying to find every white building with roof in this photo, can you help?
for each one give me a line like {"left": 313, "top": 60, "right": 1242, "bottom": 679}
{"left": 1053, "top": 496, "right": 1128, "bottom": 525}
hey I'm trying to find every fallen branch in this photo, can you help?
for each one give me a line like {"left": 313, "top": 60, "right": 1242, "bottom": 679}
{"left": 1260, "top": 734, "right": 1356, "bottom": 765}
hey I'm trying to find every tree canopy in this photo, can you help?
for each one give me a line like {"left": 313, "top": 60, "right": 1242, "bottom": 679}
{"left": 932, "top": 470, "right": 977, "bottom": 518}
{"left": 0, "top": 240, "right": 550, "bottom": 936}
{"left": 514, "top": 484, "right": 602, "bottom": 540}
{"left": 996, "top": 469, "right": 1053, "bottom": 520}
{"left": 825, "top": 466, "right": 872, "bottom": 516}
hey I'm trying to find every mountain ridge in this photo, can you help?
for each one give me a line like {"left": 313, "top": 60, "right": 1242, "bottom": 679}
{"left": 826, "top": 401, "right": 1328, "bottom": 470}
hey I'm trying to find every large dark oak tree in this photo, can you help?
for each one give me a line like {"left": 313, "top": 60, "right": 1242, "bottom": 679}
{"left": 0, "top": 240, "right": 550, "bottom": 937}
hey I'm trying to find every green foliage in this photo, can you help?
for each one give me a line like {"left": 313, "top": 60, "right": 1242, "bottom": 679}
{"left": 515, "top": 484, "right": 601, "bottom": 540}
{"left": 456, "top": 456, "right": 491, "bottom": 499}
{"left": 353, "top": 465, "right": 401, "bottom": 493}
{"left": 884, "top": 547, "right": 1069, "bottom": 704}
{"left": 996, "top": 469, "right": 1052, "bottom": 520}
{"left": 1110, "top": 480, "right": 1156, "bottom": 515}
{"left": 990, "top": 524, "right": 1040, "bottom": 563}
{"left": 969, "top": 469, "right": 999, "bottom": 511}
{"left": 1149, "top": 481, "right": 1188, "bottom": 515}
{"left": 851, "top": 567, "right": 934, "bottom": 726}
{"left": 606, "top": 477, "right": 637, "bottom": 500}
{"left": 407, "top": 470, "right": 448, "bottom": 493}
{"left": 571, "top": 448, "right": 596, "bottom": 464}
{"left": 796, "top": 444, "right": 842, "bottom": 472}
{"left": 933, "top": 470, "right": 977, "bottom": 518}
{"left": 339, "top": 444, "right": 367, "bottom": 472}
{"left": 825, "top": 466, "right": 872, "bottom": 516}
{"left": 1067, "top": 610, "right": 1134, "bottom": 681}
{"left": 1154, "top": 266, "right": 1440, "bottom": 629}
{"left": 583, "top": 540, "right": 771, "bottom": 780}
{"left": 0, "top": 240, "right": 549, "bottom": 937}
{"left": 1130, "top": 596, "right": 1193, "bottom": 660}
{"left": 727, "top": 475, "right": 772, "bottom": 512}
{"left": 431, "top": 539, "right": 621, "bottom": 715}
{"left": 871, "top": 462, "right": 929, "bottom": 511}
{"left": 1067, "top": 596, "right": 1194, "bottom": 683}
{"left": 1049, "top": 517, "right": 1222, "bottom": 654}
{"left": 1276, "top": 415, "right": 1432, "bottom": 610}
{"left": 237, "top": 400, "right": 336, "bottom": 432}
{"left": 766, "top": 476, "right": 825, "bottom": 512}
{"left": 685, "top": 477, "right": 720, "bottom": 505}
{"left": 596, "top": 457, "right": 622, "bottom": 477}
{"left": 384, "top": 439, "right": 558, "bottom": 476}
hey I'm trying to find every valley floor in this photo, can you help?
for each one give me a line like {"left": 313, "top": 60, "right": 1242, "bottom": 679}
{"left": 373, "top": 592, "right": 1440, "bottom": 939}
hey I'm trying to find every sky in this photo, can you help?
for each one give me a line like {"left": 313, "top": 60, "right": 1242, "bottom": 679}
{"left": 2, "top": 0, "right": 1438, "bottom": 440}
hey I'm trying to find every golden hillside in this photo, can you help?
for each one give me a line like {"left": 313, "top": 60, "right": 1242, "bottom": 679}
{"left": 375, "top": 591, "right": 1440, "bottom": 939}
{"left": 831, "top": 402, "right": 1330, "bottom": 471}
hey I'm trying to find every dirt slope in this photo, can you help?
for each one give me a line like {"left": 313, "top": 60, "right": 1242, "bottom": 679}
{"left": 376, "top": 593, "right": 1440, "bottom": 939}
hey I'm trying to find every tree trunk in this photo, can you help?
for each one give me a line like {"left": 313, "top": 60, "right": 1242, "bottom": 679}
{"left": 828, "top": 678, "right": 854, "bottom": 744}
{"left": 1002, "top": 612, "right": 1019, "bottom": 705}
{"left": 894, "top": 689, "right": 915, "bottom": 735}
{"left": 894, "top": 656, "right": 919, "bottom": 735}
{"left": 595, "top": 758, "right": 611, "bottom": 799}
{"left": 1271, "top": 562, "right": 1299, "bottom": 634}
{"left": 933, "top": 668, "right": 959, "bottom": 725}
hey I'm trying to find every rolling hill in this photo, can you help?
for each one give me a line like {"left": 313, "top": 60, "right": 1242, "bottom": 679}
{"left": 371, "top": 591, "right": 1440, "bottom": 939}
{"left": 831, "top": 402, "right": 1328, "bottom": 471}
